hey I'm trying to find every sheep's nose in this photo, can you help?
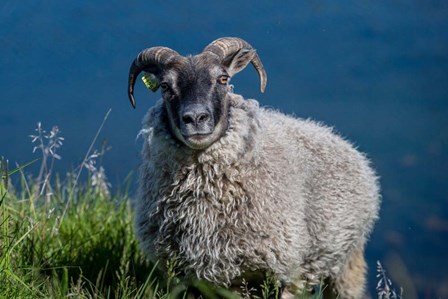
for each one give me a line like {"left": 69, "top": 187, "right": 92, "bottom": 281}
{"left": 182, "top": 106, "right": 211, "bottom": 126}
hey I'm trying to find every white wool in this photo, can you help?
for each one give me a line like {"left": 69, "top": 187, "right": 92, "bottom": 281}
{"left": 134, "top": 94, "right": 380, "bottom": 297}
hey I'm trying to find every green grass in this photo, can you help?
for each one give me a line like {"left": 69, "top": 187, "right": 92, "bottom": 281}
{"left": 0, "top": 163, "right": 155, "bottom": 298}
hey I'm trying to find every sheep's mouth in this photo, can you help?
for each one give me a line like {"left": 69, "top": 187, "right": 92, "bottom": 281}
{"left": 185, "top": 133, "right": 211, "bottom": 139}
{"left": 181, "top": 119, "right": 227, "bottom": 150}
{"left": 183, "top": 133, "right": 215, "bottom": 150}
{"left": 182, "top": 129, "right": 215, "bottom": 140}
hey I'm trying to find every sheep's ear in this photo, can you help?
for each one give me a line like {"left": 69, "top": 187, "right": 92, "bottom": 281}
{"left": 223, "top": 49, "right": 256, "bottom": 77}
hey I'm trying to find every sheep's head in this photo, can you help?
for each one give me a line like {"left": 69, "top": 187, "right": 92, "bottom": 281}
{"left": 128, "top": 37, "right": 267, "bottom": 150}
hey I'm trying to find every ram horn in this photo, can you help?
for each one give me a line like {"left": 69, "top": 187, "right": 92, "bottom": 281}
{"left": 128, "top": 47, "right": 181, "bottom": 108}
{"left": 203, "top": 37, "right": 267, "bottom": 93}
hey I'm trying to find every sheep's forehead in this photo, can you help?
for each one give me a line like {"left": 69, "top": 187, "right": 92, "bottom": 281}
{"left": 164, "top": 55, "right": 225, "bottom": 98}
{"left": 176, "top": 55, "right": 224, "bottom": 83}
{"left": 193, "top": 54, "right": 224, "bottom": 76}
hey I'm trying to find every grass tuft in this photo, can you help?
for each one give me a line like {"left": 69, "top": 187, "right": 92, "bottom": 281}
{"left": 0, "top": 172, "right": 154, "bottom": 298}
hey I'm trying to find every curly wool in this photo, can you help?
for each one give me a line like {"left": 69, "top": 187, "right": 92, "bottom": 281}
{"left": 135, "top": 94, "right": 380, "bottom": 288}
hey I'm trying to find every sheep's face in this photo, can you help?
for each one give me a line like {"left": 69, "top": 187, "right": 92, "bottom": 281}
{"left": 128, "top": 37, "right": 267, "bottom": 150}
{"left": 159, "top": 55, "right": 232, "bottom": 150}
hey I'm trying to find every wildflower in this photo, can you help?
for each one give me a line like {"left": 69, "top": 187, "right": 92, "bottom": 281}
{"left": 29, "top": 122, "right": 64, "bottom": 199}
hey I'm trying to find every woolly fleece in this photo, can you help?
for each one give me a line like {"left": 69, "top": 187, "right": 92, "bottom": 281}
{"left": 135, "top": 93, "right": 380, "bottom": 292}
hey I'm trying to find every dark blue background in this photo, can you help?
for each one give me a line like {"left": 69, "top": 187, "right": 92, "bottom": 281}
{"left": 1, "top": 1, "right": 447, "bottom": 297}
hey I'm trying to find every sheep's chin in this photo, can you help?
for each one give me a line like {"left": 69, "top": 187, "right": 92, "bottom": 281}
{"left": 171, "top": 116, "right": 228, "bottom": 150}
{"left": 182, "top": 125, "right": 227, "bottom": 149}
{"left": 183, "top": 134, "right": 216, "bottom": 150}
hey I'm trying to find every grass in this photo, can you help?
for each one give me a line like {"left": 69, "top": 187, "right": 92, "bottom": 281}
{"left": 1, "top": 160, "right": 152, "bottom": 298}
{"left": 1, "top": 116, "right": 163, "bottom": 298}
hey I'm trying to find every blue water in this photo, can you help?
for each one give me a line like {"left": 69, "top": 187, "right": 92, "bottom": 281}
{"left": 1, "top": 1, "right": 447, "bottom": 297}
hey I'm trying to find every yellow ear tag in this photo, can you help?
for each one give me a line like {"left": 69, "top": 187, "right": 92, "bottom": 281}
{"left": 141, "top": 73, "right": 159, "bottom": 92}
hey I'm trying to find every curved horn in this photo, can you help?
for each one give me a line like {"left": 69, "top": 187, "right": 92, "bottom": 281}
{"left": 203, "top": 37, "right": 267, "bottom": 93}
{"left": 128, "top": 47, "right": 180, "bottom": 108}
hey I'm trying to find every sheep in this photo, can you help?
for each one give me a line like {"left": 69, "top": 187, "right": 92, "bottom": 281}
{"left": 127, "top": 37, "right": 380, "bottom": 299}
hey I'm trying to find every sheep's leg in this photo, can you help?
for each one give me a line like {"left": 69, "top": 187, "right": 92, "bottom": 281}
{"left": 323, "top": 245, "right": 367, "bottom": 299}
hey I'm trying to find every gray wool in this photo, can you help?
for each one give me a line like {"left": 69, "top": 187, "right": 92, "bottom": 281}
{"left": 135, "top": 93, "right": 380, "bottom": 289}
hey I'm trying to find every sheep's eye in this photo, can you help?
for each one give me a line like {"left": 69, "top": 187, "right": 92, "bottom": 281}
{"left": 217, "top": 76, "right": 229, "bottom": 85}
{"left": 160, "top": 82, "right": 170, "bottom": 91}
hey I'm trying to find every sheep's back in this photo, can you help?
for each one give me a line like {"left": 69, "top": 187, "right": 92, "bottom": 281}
{"left": 257, "top": 108, "right": 380, "bottom": 277}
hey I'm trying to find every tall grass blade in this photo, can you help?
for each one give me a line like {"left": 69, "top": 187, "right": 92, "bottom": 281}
{"left": 7, "top": 159, "right": 39, "bottom": 177}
